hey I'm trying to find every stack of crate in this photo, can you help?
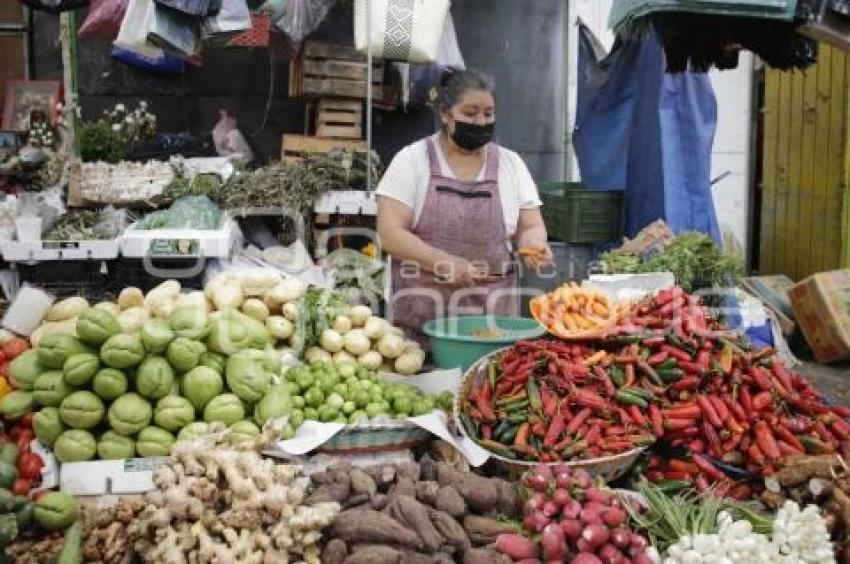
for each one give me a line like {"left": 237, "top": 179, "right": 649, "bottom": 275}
{"left": 283, "top": 42, "right": 383, "bottom": 162}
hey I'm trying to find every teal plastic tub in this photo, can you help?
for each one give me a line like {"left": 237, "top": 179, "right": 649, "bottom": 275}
{"left": 422, "top": 316, "right": 545, "bottom": 371}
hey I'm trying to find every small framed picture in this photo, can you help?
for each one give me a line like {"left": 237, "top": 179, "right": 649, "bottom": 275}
{"left": 1, "top": 80, "right": 62, "bottom": 131}
{"left": 0, "top": 131, "right": 22, "bottom": 157}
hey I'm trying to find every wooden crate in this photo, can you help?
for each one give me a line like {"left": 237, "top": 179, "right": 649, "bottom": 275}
{"left": 289, "top": 42, "right": 383, "bottom": 99}
{"left": 281, "top": 134, "right": 367, "bottom": 163}
{"left": 316, "top": 98, "right": 363, "bottom": 139}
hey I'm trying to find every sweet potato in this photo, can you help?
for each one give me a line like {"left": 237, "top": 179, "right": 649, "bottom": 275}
{"left": 343, "top": 545, "right": 402, "bottom": 564}
{"left": 464, "top": 548, "right": 512, "bottom": 564}
{"left": 435, "top": 486, "right": 466, "bottom": 518}
{"left": 343, "top": 494, "right": 370, "bottom": 509}
{"left": 419, "top": 454, "right": 437, "bottom": 482}
{"left": 775, "top": 455, "right": 845, "bottom": 487}
{"left": 396, "top": 461, "right": 421, "bottom": 482}
{"left": 495, "top": 480, "right": 522, "bottom": 516}
{"left": 305, "top": 481, "right": 351, "bottom": 504}
{"left": 429, "top": 509, "right": 471, "bottom": 554}
{"left": 364, "top": 465, "right": 397, "bottom": 492}
{"left": 323, "top": 539, "right": 349, "bottom": 564}
{"left": 391, "top": 477, "right": 416, "bottom": 497}
{"left": 400, "top": 550, "right": 436, "bottom": 564}
{"left": 311, "top": 470, "right": 335, "bottom": 485}
{"left": 463, "top": 515, "right": 517, "bottom": 545}
{"left": 350, "top": 468, "right": 378, "bottom": 499}
{"left": 330, "top": 510, "right": 423, "bottom": 550}
{"left": 386, "top": 496, "right": 443, "bottom": 553}
{"left": 833, "top": 487, "right": 850, "bottom": 532}
{"left": 415, "top": 480, "right": 440, "bottom": 506}
{"left": 435, "top": 464, "right": 500, "bottom": 513}
{"left": 371, "top": 494, "right": 390, "bottom": 510}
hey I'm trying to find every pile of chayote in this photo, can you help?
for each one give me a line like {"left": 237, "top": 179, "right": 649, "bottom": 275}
{"left": 1, "top": 304, "right": 284, "bottom": 462}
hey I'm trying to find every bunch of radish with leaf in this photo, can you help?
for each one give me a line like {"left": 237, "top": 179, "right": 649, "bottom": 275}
{"left": 495, "top": 463, "right": 660, "bottom": 563}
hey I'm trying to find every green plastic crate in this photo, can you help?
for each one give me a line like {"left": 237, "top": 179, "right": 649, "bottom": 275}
{"left": 538, "top": 182, "right": 624, "bottom": 244}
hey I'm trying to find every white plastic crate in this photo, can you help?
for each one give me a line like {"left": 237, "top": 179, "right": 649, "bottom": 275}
{"left": 0, "top": 239, "right": 120, "bottom": 262}
{"left": 120, "top": 218, "right": 242, "bottom": 258}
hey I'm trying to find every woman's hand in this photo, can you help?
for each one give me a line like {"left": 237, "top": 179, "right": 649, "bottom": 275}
{"left": 441, "top": 256, "right": 489, "bottom": 287}
{"left": 516, "top": 208, "right": 553, "bottom": 270}
{"left": 519, "top": 244, "right": 554, "bottom": 269}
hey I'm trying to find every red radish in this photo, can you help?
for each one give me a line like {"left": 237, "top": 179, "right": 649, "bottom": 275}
{"left": 629, "top": 534, "right": 649, "bottom": 552}
{"left": 561, "top": 519, "right": 582, "bottom": 540}
{"left": 552, "top": 488, "right": 571, "bottom": 507}
{"left": 525, "top": 473, "right": 550, "bottom": 492}
{"left": 562, "top": 499, "right": 582, "bottom": 519}
{"left": 576, "top": 538, "right": 593, "bottom": 553}
{"left": 541, "top": 523, "right": 567, "bottom": 560}
{"left": 580, "top": 506, "right": 603, "bottom": 524}
{"left": 524, "top": 493, "right": 546, "bottom": 515}
{"left": 582, "top": 524, "right": 611, "bottom": 549}
{"left": 584, "top": 501, "right": 607, "bottom": 513}
{"left": 552, "top": 464, "right": 572, "bottom": 476}
{"left": 609, "top": 497, "right": 623, "bottom": 509}
{"left": 555, "top": 472, "right": 573, "bottom": 489}
{"left": 534, "top": 463, "right": 554, "bottom": 480}
{"left": 632, "top": 553, "right": 654, "bottom": 564}
{"left": 543, "top": 500, "right": 560, "bottom": 518}
{"left": 523, "top": 511, "right": 551, "bottom": 533}
{"left": 515, "top": 560, "right": 542, "bottom": 564}
{"left": 495, "top": 534, "right": 540, "bottom": 560}
{"left": 546, "top": 561, "right": 565, "bottom": 564}
{"left": 585, "top": 487, "right": 608, "bottom": 503}
{"left": 572, "top": 553, "right": 603, "bottom": 564}
{"left": 610, "top": 528, "right": 631, "bottom": 549}
{"left": 602, "top": 507, "right": 627, "bottom": 527}
{"left": 598, "top": 544, "right": 625, "bottom": 564}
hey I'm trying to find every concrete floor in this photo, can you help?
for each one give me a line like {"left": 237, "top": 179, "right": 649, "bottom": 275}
{"left": 798, "top": 363, "right": 850, "bottom": 405}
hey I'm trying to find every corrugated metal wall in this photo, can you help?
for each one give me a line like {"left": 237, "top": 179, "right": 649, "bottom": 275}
{"left": 760, "top": 45, "right": 849, "bottom": 280}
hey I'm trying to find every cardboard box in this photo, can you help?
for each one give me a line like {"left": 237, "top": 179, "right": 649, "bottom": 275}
{"left": 741, "top": 275, "right": 797, "bottom": 335}
{"left": 788, "top": 270, "right": 850, "bottom": 363}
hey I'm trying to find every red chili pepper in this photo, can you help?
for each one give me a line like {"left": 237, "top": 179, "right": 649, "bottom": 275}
{"left": 696, "top": 350, "right": 712, "bottom": 370}
{"left": 665, "top": 418, "right": 698, "bottom": 431}
{"left": 730, "top": 483, "right": 752, "bottom": 500}
{"left": 690, "top": 438, "right": 705, "bottom": 453}
{"left": 661, "top": 470, "right": 692, "bottom": 481}
{"left": 566, "top": 408, "right": 592, "bottom": 435}
{"left": 649, "top": 404, "right": 664, "bottom": 438}
{"left": 723, "top": 395, "right": 748, "bottom": 424}
{"left": 750, "top": 367, "right": 774, "bottom": 391}
{"left": 832, "top": 418, "right": 850, "bottom": 441}
{"left": 663, "top": 344, "right": 693, "bottom": 363}
{"left": 747, "top": 443, "right": 766, "bottom": 466}
{"left": 543, "top": 410, "right": 566, "bottom": 448}
{"left": 541, "top": 387, "right": 557, "bottom": 419}
{"left": 593, "top": 365, "right": 616, "bottom": 398}
{"left": 692, "top": 453, "right": 727, "bottom": 481}
{"left": 585, "top": 422, "right": 602, "bottom": 446}
{"left": 617, "top": 407, "right": 633, "bottom": 425}
{"left": 774, "top": 426, "right": 805, "bottom": 452}
{"left": 752, "top": 391, "right": 773, "bottom": 411}
{"left": 663, "top": 403, "right": 702, "bottom": 420}
{"left": 677, "top": 361, "right": 704, "bottom": 374}
{"left": 832, "top": 405, "right": 850, "bottom": 418}
{"left": 815, "top": 420, "right": 837, "bottom": 444}
{"left": 780, "top": 415, "right": 812, "bottom": 434}
{"left": 722, "top": 433, "right": 743, "bottom": 453}
{"left": 778, "top": 440, "right": 804, "bottom": 456}
{"left": 696, "top": 395, "right": 723, "bottom": 428}
{"left": 702, "top": 421, "right": 723, "bottom": 457}
{"left": 627, "top": 404, "right": 647, "bottom": 427}
{"left": 771, "top": 362, "right": 795, "bottom": 394}
{"left": 754, "top": 421, "right": 781, "bottom": 460}
{"left": 572, "top": 389, "right": 608, "bottom": 411}
{"left": 669, "top": 459, "right": 699, "bottom": 474}
{"left": 708, "top": 395, "right": 730, "bottom": 422}
{"left": 671, "top": 376, "right": 701, "bottom": 392}
{"left": 740, "top": 387, "right": 754, "bottom": 414}
{"left": 623, "top": 363, "right": 635, "bottom": 387}
{"left": 724, "top": 416, "right": 744, "bottom": 435}
{"left": 647, "top": 350, "right": 669, "bottom": 366}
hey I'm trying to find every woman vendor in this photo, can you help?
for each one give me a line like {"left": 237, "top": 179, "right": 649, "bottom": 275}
{"left": 377, "top": 69, "right": 553, "bottom": 347}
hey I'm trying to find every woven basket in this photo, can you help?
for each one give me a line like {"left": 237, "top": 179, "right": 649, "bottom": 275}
{"left": 456, "top": 349, "right": 645, "bottom": 482}
{"left": 316, "top": 420, "right": 431, "bottom": 454}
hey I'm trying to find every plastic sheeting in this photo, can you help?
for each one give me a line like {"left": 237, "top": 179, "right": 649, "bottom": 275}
{"left": 573, "top": 22, "right": 720, "bottom": 243}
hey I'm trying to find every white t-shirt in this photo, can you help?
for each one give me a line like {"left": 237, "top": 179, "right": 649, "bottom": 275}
{"left": 376, "top": 134, "right": 542, "bottom": 242}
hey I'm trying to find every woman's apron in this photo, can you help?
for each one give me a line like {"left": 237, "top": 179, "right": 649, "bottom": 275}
{"left": 390, "top": 138, "right": 519, "bottom": 348}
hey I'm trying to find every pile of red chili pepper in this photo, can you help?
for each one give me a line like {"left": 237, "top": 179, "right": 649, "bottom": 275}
{"left": 460, "top": 285, "right": 850, "bottom": 492}
{"left": 458, "top": 339, "right": 657, "bottom": 463}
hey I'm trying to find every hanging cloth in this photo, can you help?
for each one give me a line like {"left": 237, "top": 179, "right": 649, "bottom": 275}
{"left": 573, "top": 22, "right": 720, "bottom": 243}
{"left": 19, "top": 0, "right": 89, "bottom": 13}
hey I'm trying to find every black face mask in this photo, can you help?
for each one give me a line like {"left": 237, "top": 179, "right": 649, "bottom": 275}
{"left": 451, "top": 120, "right": 495, "bottom": 151}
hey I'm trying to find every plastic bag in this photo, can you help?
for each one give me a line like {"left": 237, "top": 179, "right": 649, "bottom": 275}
{"left": 395, "top": 13, "right": 464, "bottom": 109}
{"left": 79, "top": 0, "right": 129, "bottom": 40}
{"left": 203, "top": 0, "right": 251, "bottom": 38}
{"left": 148, "top": 2, "right": 201, "bottom": 57}
{"left": 211, "top": 110, "right": 254, "bottom": 162}
{"left": 18, "top": 188, "right": 65, "bottom": 235}
{"left": 114, "top": 0, "right": 162, "bottom": 59}
{"left": 276, "top": 0, "right": 336, "bottom": 51}
{"left": 111, "top": 46, "right": 187, "bottom": 74}
{"left": 137, "top": 195, "right": 223, "bottom": 230}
